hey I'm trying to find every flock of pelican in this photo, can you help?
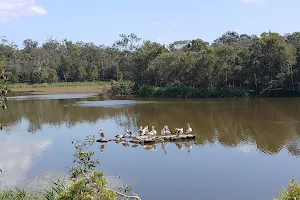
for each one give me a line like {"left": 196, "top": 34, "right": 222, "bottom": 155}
{"left": 97, "top": 123, "right": 194, "bottom": 153}
{"left": 138, "top": 123, "right": 193, "bottom": 137}
{"left": 99, "top": 123, "right": 192, "bottom": 140}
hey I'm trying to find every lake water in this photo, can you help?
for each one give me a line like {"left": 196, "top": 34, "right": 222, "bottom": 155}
{"left": 1, "top": 94, "right": 300, "bottom": 200}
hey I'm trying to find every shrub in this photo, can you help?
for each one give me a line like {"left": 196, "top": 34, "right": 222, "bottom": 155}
{"left": 276, "top": 177, "right": 300, "bottom": 200}
{"left": 108, "top": 81, "right": 135, "bottom": 96}
{"left": 137, "top": 85, "right": 251, "bottom": 98}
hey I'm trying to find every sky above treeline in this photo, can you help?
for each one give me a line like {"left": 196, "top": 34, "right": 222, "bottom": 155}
{"left": 0, "top": 0, "right": 299, "bottom": 48}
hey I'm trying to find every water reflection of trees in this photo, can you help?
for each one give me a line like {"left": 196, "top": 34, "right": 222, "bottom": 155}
{"left": 1, "top": 98, "right": 300, "bottom": 156}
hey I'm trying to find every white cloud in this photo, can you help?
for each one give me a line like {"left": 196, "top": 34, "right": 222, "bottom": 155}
{"left": 0, "top": 0, "right": 47, "bottom": 22}
{"left": 240, "top": 0, "right": 265, "bottom": 3}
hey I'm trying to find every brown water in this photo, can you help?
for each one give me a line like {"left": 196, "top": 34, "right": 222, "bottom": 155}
{"left": 1, "top": 94, "right": 300, "bottom": 200}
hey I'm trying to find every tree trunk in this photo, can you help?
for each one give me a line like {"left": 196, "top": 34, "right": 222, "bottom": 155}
{"left": 291, "top": 66, "right": 295, "bottom": 91}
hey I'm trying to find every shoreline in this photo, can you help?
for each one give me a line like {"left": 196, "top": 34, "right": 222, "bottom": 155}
{"left": 9, "top": 83, "right": 300, "bottom": 99}
{"left": 11, "top": 85, "right": 110, "bottom": 95}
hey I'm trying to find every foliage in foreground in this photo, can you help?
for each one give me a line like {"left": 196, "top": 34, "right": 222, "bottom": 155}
{"left": 0, "top": 189, "right": 42, "bottom": 200}
{"left": 0, "top": 61, "right": 10, "bottom": 129}
{"left": 56, "top": 135, "right": 117, "bottom": 200}
{"left": 276, "top": 177, "right": 300, "bottom": 200}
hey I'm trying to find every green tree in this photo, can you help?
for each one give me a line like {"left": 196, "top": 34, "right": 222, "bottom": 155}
{"left": 135, "top": 40, "right": 168, "bottom": 85}
{"left": 0, "top": 60, "right": 10, "bottom": 129}
{"left": 250, "top": 32, "right": 296, "bottom": 93}
{"left": 46, "top": 68, "right": 59, "bottom": 83}
{"left": 1, "top": 30, "right": 300, "bottom": 98}
{"left": 75, "top": 66, "right": 88, "bottom": 82}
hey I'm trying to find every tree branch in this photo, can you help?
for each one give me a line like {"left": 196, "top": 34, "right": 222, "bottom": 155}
{"left": 115, "top": 191, "right": 142, "bottom": 200}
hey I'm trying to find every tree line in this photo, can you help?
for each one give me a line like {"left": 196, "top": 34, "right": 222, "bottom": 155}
{"left": 1, "top": 31, "right": 300, "bottom": 97}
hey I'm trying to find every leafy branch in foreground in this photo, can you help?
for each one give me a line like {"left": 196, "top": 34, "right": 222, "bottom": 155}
{"left": 0, "top": 60, "right": 11, "bottom": 130}
{"left": 56, "top": 135, "right": 141, "bottom": 200}
{"left": 69, "top": 135, "right": 100, "bottom": 180}
{"left": 275, "top": 177, "right": 300, "bottom": 200}
{"left": 0, "top": 60, "right": 10, "bottom": 109}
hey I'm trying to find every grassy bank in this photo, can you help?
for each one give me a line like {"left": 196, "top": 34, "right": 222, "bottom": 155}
{"left": 9, "top": 82, "right": 112, "bottom": 95}
{"left": 9, "top": 81, "right": 110, "bottom": 88}
{"left": 8, "top": 81, "right": 300, "bottom": 98}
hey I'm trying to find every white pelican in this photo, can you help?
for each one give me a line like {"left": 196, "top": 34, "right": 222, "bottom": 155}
{"left": 141, "top": 125, "right": 149, "bottom": 136}
{"left": 161, "top": 126, "right": 166, "bottom": 135}
{"left": 99, "top": 128, "right": 105, "bottom": 138}
{"left": 184, "top": 123, "right": 192, "bottom": 134}
{"left": 138, "top": 126, "right": 143, "bottom": 134}
{"left": 162, "top": 125, "right": 172, "bottom": 135}
{"left": 165, "top": 126, "right": 172, "bottom": 135}
{"left": 115, "top": 129, "right": 132, "bottom": 140}
{"left": 145, "top": 125, "right": 149, "bottom": 133}
{"left": 146, "top": 126, "right": 157, "bottom": 137}
{"left": 175, "top": 128, "right": 183, "bottom": 136}
{"left": 126, "top": 128, "right": 132, "bottom": 135}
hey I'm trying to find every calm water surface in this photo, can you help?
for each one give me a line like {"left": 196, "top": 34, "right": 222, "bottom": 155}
{"left": 1, "top": 94, "right": 300, "bottom": 200}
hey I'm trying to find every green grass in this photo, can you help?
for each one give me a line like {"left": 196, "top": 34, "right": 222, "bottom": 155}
{"left": 0, "top": 189, "right": 44, "bottom": 200}
{"left": 0, "top": 180, "right": 66, "bottom": 200}
{"left": 9, "top": 81, "right": 111, "bottom": 89}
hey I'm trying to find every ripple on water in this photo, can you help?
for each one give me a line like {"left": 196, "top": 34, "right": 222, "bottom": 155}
{"left": 75, "top": 100, "right": 153, "bottom": 108}
{"left": 286, "top": 136, "right": 300, "bottom": 157}
{"left": 37, "top": 140, "right": 53, "bottom": 152}
{"left": 14, "top": 170, "right": 70, "bottom": 192}
{"left": 0, "top": 135, "right": 53, "bottom": 188}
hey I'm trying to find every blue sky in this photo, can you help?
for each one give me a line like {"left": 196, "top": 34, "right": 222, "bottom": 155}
{"left": 0, "top": 0, "right": 299, "bottom": 48}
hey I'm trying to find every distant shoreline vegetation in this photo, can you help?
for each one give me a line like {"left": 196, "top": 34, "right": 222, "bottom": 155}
{"left": 8, "top": 81, "right": 300, "bottom": 98}
{"left": 136, "top": 85, "right": 300, "bottom": 98}
{"left": 1, "top": 31, "right": 300, "bottom": 98}
{"left": 108, "top": 82, "right": 300, "bottom": 98}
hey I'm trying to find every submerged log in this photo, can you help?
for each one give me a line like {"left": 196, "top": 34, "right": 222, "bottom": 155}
{"left": 96, "top": 134, "right": 196, "bottom": 144}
